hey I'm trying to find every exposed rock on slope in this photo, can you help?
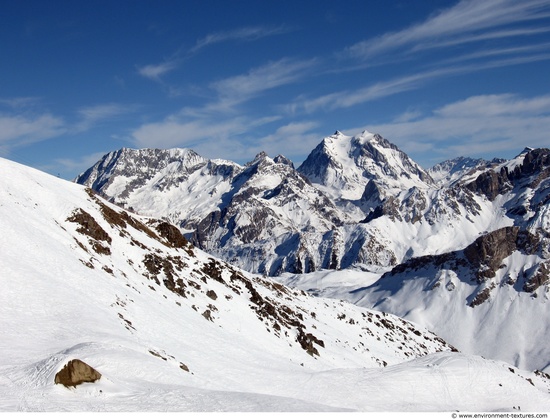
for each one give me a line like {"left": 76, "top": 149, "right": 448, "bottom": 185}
{"left": 54, "top": 359, "right": 102, "bottom": 387}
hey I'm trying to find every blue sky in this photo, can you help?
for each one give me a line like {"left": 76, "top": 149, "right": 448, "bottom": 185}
{"left": 2, "top": 0, "right": 550, "bottom": 179}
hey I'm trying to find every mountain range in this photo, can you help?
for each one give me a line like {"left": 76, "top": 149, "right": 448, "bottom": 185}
{"left": 75, "top": 130, "right": 550, "bottom": 378}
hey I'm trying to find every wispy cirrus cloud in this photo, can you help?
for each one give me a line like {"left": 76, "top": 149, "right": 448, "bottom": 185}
{"left": 210, "top": 57, "right": 318, "bottom": 111}
{"left": 288, "top": 67, "right": 459, "bottom": 114}
{"left": 345, "top": 0, "right": 550, "bottom": 60}
{"left": 190, "top": 25, "right": 291, "bottom": 53}
{"left": 137, "top": 59, "right": 180, "bottom": 81}
{"left": 0, "top": 113, "right": 66, "bottom": 151}
{"left": 289, "top": 46, "right": 550, "bottom": 116}
{"left": 362, "top": 93, "right": 550, "bottom": 166}
{"left": 0, "top": 96, "right": 42, "bottom": 109}
{"left": 138, "top": 25, "right": 292, "bottom": 84}
{"left": 75, "top": 103, "right": 136, "bottom": 132}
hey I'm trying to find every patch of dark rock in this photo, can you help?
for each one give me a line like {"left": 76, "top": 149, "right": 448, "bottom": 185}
{"left": 535, "top": 370, "right": 550, "bottom": 380}
{"left": 203, "top": 259, "right": 226, "bottom": 284}
{"left": 523, "top": 262, "right": 549, "bottom": 293}
{"left": 469, "top": 283, "right": 496, "bottom": 307}
{"left": 80, "top": 259, "right": 94, "bottom": 269}
{"left": 149, "top": 350, "right": 168, "bottom": 361}
{"left": 67, "top": 208, "right": 111, "bottom": 244}
{"left": 202, "top": 309, "right": 213, "bottom": 321}
{"left": 206, "top": 290, "right": 218, "bottom": 300}
{"left": 54, "top": 359, "right": 101, "bottom": 388}
{"left": 118, "top": 313, "right": 135, "bottom": 331}
{"left": 296, "top": 329, "right": 325, "bottom": 357}
{"left": 155, "top": 221, "right": 188, "bottom": 248}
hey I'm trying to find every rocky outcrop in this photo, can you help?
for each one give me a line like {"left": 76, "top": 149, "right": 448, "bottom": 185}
{"left": 464, "top": 227, "right": 521, "bottom": 281}
{"left": 465, "top": 148, "right": 550, "bottom": 201}
{"left": 54, "top": 359, "right": 102, "bottom": 387}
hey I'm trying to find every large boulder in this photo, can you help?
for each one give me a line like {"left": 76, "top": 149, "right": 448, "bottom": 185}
{"left": 54, "top": 359, "right": 102, "bottom": 387}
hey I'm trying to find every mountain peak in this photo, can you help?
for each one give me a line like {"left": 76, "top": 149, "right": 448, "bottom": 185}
{"left": 246, "top": 151, "right": 271, "bottom": 167}
{"left": 517, "top": 147, "right": 535, "bottom": 158}
{"left": 273, "top": 154, "right": 294, "bottom": 168}
{"left": 298, "top": 130, "right": 433, "bottom": 202}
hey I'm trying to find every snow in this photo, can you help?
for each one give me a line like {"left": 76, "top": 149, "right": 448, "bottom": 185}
{"left": 280, "top": 249, "right": 550, "bottom": 374}
{"left": 2, "top": 156, "right": 550, "bottom": 411}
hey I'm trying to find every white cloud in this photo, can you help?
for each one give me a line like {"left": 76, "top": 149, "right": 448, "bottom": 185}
{"left": 131, "top": 117, "right": 248, "bottom": 151}
{"left": 0, "top": 113, "right": 65, "bottom": 148}
{"left": 289, "top": 68, "right": 455, "bottom": 114}
{"left": 363, "top": 93, "right": 550, "bottom": 166}
{"left": 255, "top": 121, "right": 321, "bottom": 159}
{"left": 75, "top": 103, "right": 135, "bottom": 132}
{"left": 0, "top": 97, "right": 42, "bottom": 109}
{"left": 137, "top": 60, "right": 179, "bottom": 81}
{"left": 191, "top": 25, "right": 291, "bottom": 53}
{"left": 211, "top": 58, "right": 317, "bottom": 108}
{"left": 346, "top": 0, "right": 550, "bottom": 60}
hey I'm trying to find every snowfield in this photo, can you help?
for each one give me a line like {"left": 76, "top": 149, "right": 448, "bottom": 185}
{"left": 2, "top": 157, "right": 550, "bottom": 412}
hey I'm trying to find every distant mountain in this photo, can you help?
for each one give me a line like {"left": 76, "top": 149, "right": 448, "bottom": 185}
{"left": 76, "top": 131, "right": 492, "bottom": 275}
{"left": 298, "top": 130, "right": 433, "bottom": 207}
{"left": 7, "top": 156, "right": 550, "bottom": 411}
{"left": 428, "top": 156, "right": 502, "bottom": 186}
{"left": 76, "top": 134, "right": 550, "bottom": 279}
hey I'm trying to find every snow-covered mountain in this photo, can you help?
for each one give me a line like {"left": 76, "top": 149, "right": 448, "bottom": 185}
{"left": 75, "top": 132, "right": 475, "bottom": 275}
{"left": 75, "top": 132, "right": 549, "bottom": 280}
{"left": 298, "top": 130, "right": 434, "bottom": 211}
{"left": 6, "top": 156, "right": 550, "bottom": 411}
{"left": 428, "top": 156, "right": 504, "bottom": 187}
{"left": 2, "top": 156, "right": 550, "bottom": 411}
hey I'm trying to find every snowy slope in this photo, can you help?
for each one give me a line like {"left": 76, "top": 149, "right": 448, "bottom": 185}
{"left": 279, "top": 226, "right": 550, "bottom": 373}
{"left": 3, "top": 157, "right": 550, "bottom": 411}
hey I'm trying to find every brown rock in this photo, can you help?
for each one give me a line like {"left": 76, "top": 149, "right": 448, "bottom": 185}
{"left": 54, "top": 359, "right": 102, "bottom": 387}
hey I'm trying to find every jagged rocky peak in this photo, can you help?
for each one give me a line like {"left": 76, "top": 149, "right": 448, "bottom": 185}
{"left": 464, "top": 147, "right": 550, "bottom": 202}
{"left": 273, "top": 154, "right": 294, "bottom": 168}
{"left": 75, "top": 147, "right": 208, "bottom": 196}
{"left": 247, "top": 151, "right": 269, "bottom": 165}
